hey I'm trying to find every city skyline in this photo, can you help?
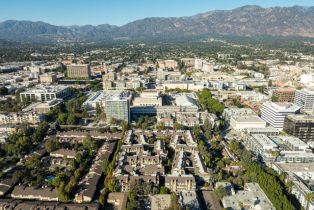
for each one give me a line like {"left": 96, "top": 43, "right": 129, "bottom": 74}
{"left": 0, "top": 0, "right": 314, "bottom": 26}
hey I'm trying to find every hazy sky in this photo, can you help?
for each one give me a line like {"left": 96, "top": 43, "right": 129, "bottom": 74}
{"left": 1, "top": 0, "right": 313, "bottom": 26}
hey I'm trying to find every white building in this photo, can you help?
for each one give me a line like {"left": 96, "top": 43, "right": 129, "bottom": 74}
{"left": 132, "top": 90, "right": 162, "bottom": 107}
{"left": 222, "top": 183, "right": 275, "bottom": 210}
{"left": 20, "top": 85, "right": 70, "bottom": 102}
{"left": 294, "top": 89, "right": 314, "bottom": 112}
{"left": 230, "top": 115, "right": 266, "bottom": 131}
{"left": 83, "top": 91, "right": 131, "bottom": 123}
{"left": 261, "top": 102, "right": 300, "bottom": 130}
{"left": 223, "top": 108, "right": 256, "bottom": 121}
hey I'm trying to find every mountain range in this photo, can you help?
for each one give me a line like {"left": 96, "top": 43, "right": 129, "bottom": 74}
{"left": 1, "top": 5, "right": 314, "bottom": 43}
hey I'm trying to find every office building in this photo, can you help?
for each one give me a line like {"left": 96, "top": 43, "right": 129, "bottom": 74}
{"left": 294, "top": 89, "right": 314, "bottom": 112}
{"left": 272, "top": 88, "right": 295, "bottom": 102}
{"left": 83, "top": 91, "right": 131, "bottom": 123}
{"left": 66, "top": 64, "right": 91, "bottom": 79}
{"left": 20, "top": 85, "right": 70, "bottom": 102}
{"left": 105, "top": 92, "right": 130, "bottom": 123}
{"left": 39, "top": 73, "right": 57, "bottom": 84}
{"left": 261, "top": 102, "right": 300, "bottom": 130}
{"left": 284, "top": 114, "right": 314, "bottom": 142}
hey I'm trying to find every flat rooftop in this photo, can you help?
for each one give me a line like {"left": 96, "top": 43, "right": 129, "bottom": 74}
{"left": 251, "top": 134, "right": 278, "bottom": 148}
{"left": 232, "top": 115, "right": 266, "bottom": 123}
{"left": 287, "top": 114, "right": 314, "bottom": 122}
{"left": 263, "top": 101, "right": 300, "bottom": 112}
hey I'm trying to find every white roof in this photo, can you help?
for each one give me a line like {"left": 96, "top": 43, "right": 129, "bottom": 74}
{"left": 175, "top": 95, "right": 197, "bottom": 107}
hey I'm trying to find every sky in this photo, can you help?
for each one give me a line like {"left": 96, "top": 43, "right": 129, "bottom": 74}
{"left": 0, "top": 0, "right": 313, "bottom": 26}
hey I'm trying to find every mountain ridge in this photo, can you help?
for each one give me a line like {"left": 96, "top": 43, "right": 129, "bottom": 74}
{"left": 1, "top": 5, "right": 314, "bottom": 42}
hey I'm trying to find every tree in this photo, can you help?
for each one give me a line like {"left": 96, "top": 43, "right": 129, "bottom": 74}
{"left": 44, "top": 138, "right": 60, "bottom": 153}
{"left": 173, "top": 122, "right": 183, "bottom": 130}
{"left": 167, "top": 193, "right": 181, "bottom": 210}
{"left": 159, "top": 186, "right": 170, "bottom": 194}
{"left": 56, "top": 113, "right": 67, "bottom": 125}
{"left": 198, "top": 89, "right": 224, "bottom": 115}
{"left": 110, "top": 118, "right": 117, "bottom": 125}
{"left": 120, "top": 121, "right": 129, "bottom": 132}
{"left": 157, "top": 123, "right": 165, "bottom": 131}
{"left": 0, "top": 87, "right": 8, "bottom": 95}
{"left": 96, "top": 103, "right": 103, "bottom": 116}
{"left": 66, "top": 113, "right": 78, "bottom": 125}
{"left": 213, "top": 186, "right": 227, "bottom": 200}
{"left": 271, "top": 95, "right": 279, "bottom": 102}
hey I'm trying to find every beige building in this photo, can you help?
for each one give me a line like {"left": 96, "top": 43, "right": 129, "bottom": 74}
{"left": 67, "top": 64, "right": 91, "bottom": 79}
{"left": 133, "top": 90, "right": 163, "bottom": 107}
{"left": 0, "top": 112, "right": 43, "bottom": 125}
{"left": 40, "top": 73, "right": 57, "bottom": 84}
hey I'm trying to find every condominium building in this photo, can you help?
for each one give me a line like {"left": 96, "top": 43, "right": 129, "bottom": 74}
{"left": 66, "top": 64, "right": 91, "bottom": 79}
{"left": 20, "top": 85, "right": 71, "bottom": 102}
{"left": 245, "top": 134, "right": 314, "bottom": 163}
{"left": 261, "top": 101, "right": 300, "bottom": 130}
{"left": 223, "top": 108, "right": 256, "bottom": 121}
{"left": 294, "top": 89, "right": 314, "bottom": 112}
{"left": 284, "top": 114, "right": 314, "bottom": 142}
{"left": 244, "top": 134, "right": 278, "bottom": 162}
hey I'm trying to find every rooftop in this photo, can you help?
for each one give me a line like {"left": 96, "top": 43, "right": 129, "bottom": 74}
{"left": 20, "top": 84, "right": 68, "bottom": 94}
{"left": 263, "top": 101, "right": 300, "bottom": 112}
{"left": 231, "top": 115, "right": 266, "bottom": 123}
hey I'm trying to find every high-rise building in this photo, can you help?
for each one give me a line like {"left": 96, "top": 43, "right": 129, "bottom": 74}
{"left": 261, "top": 102, "right": 300, "bottom": 130}
{"left": 284, "top": 114, "right": 314, "bottom": 142}
{"left": 66, "top": 64, "right": 91, "bottom": 79}
{"left": 294, "top": 89, "right": 314, "bottom": 112}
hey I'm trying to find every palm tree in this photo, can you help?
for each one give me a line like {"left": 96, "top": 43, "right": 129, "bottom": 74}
{"left": 305, "top": 193, "right": 314, "bottom": 210}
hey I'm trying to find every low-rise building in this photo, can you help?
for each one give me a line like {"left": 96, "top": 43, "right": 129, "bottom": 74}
{"left": 150, "top": 194, "right": 171, "bottom": 210}
{"left": 20, "top": 85, "right": 70, "bottom": 102}
{"left": 107, "top": 192, "right": 128, "bottom": 210}
{"left": 222, "top": 183, "right": 275, "bottom": 210}
{"left": 230, "top": 115, "right": 266, "bottom": 131}
{"left": 39, "top": 73, "right": 57, "bottom": 84}
{"left": 0, "top": 112, "right": 43, "bottom": 125}
{"left": 11, "top": 186, "right": 58, "bottom": 201}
